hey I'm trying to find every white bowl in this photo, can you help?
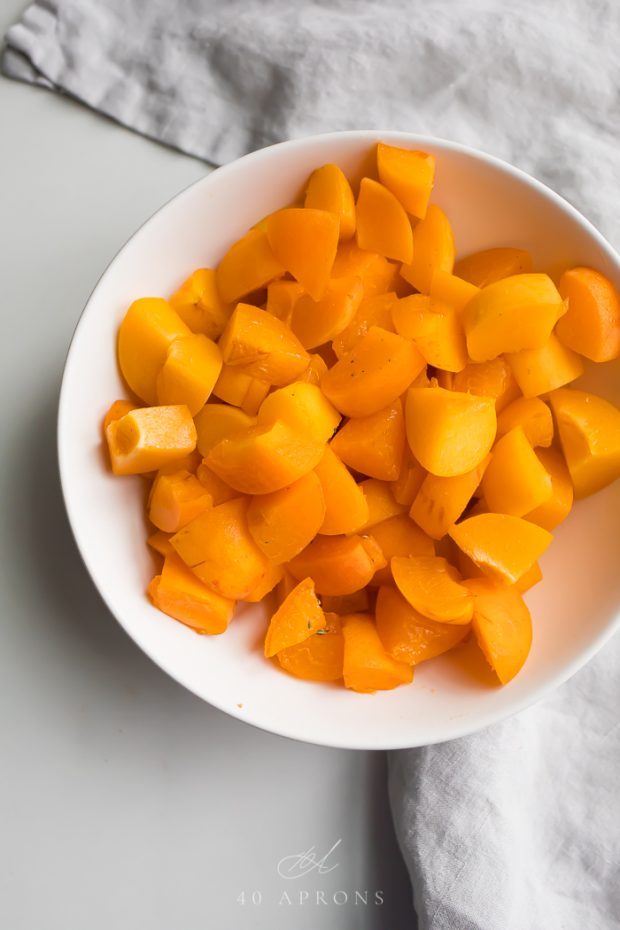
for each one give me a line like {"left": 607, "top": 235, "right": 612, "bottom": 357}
{"left": 58, "top": 131, "right": 620, "bottom": 749}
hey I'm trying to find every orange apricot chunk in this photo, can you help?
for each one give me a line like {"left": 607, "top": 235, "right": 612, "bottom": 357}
{"left": 219, "top": 303, "right": 310, "bottom": 386}
{"left": 241, "top": 378, "right": 271, "bottom": 416}
{"left": 196, "top": 460, "right": 237, "bottom": 505}
{"left": 290, "top": 276, "right": 363, "bottom": 349}
{"left": 206, "top": 420, "right": 325, "bottom": 495}
{"left": 375, "top": 585, "right": 469, "bottom": 664}
{"left": 266, "top": 208, "right": 339, "bottom": 300}
{"left": 525, "top": 447, "right": 573, "bottom": 531}
{"left": 358, "top": 479, "right": 406, "bottom": 529}
{"left": 314, "top": 446, "right": 369, "bottom": 535}
{"left": 194, "top": 403, "right": 255, "bottom": 457}
{"left": 481, "top": 428, "right": 552, "bottom": 517}
{"left": 507, "top": 334, "right": 584, "bottom": 398}
{"left": 331, "top": 241, "right": 397, "bottom": 298}
{"left": 464, "top": 577, "right": 532, "bottom": 684}
{"left": 513, "top": 560, "right": 543, "bottom": 593}
{"left": 320, "top": 591, "right": 371, "bottom": 615}
{"left": 392, "top": 295, "right": 467, "bottom": 372}
{"left": 405, "top": 386, "right": 497, "bottom": 477}
{"left": 118, "top": 297, "right": 190, "bottom": 405}
{"left": 287, "top": 534, "right": 382, "bottom": 596}
{"left": 149, "top": 469, "right": 212, "bottom": 533}
{"left": 449, "top": 513, "right": 552, "bottom": 585}
{"left": 103, "top": 399, "right": 138, "bottom": 434}
{"left": 400, "top": 205, "right": 455, "bottom": 294}
{"left": 342, "top": 613, "right": 413, "bottom": 693}
{"left": 247, "top": 471, "right": 326, "bottom": 563}
{"left": 244, "top": 561, "right": 284, "bottom": 603}
{"left": 332, "top": 292, "right": 398, "bottom": 358}
{"left": 215, "top": 227, "right": 283, "bottom": 304}
{"left": 391, "top": 454, "right": 427, "bottom": 506}
{"left": 321, "top": 326, "right": 425, "bottom": 417}
{"left": 376, "top": 143, "right": 435, "bottom": 219}
{"left": 148, "top": 530, "right": 174, "bottom": 558}
{"left": 211, "top": 364, "right": 262, "bottom": 408}
{"left": 429, "top": 269, "right": 480, "bottom": 315}
{"left": 410, "top": 456, "right": 490, "bottom": 540}
{"left": 277, "top": 612, "right": 344, "bottom": 681}
{"left": 156, "top": 334, "right": 222, "bottom": 416}
{"left": 169, "top": 268, "right": 232, "bottom": 339}
{"left": 258, "top": 381, "right": 341, "bottom": 444}
{"left": 451, "top": 357, "right": 520, "bottom": 413}
{"left": 454, "top": 247, "right": 532, "bottom": 288}
{"left": 547, "top": 388, "right": 620, "bottom": 498}
{"left": 266, "top": 279, "right": 305, "bottom": 323}
{"left": 356, "top": 177, "right": 413, "bottom": 263}
{"left": 148, "top": 552, "right": 235, "bottom": 635}
{"left": 330, "top": 400, "right": 405, "bottom": 481}
{"left": 106, "top": 405, "right": 196, "bottom": 476}
{"left": 392, "top": 555, "right": 474, "bottom": 624}
{"left": 462, "top": 273, "right": 565, "bottom": 362}
{"left": 264, "top": 577, "right": 326, "bottom": 657}
{"left": 304, "top": 163, "right": 356, "bottom": 240}
{"left": 496, "top": 396, "right": 553, "bottom": 448}
{"left": 298, "top": 353, "right": 329, "bottom": 386}
{"left": 557, "top": 266, "right": 620, "bottom": 362}
{"left": 157, "top": 449, "right": 202, "bottom": 476}
{"left": 370, "top": 513, "right": 435, "bottom": 585}
{"left": 171, "top": 497, "right": 270, "bottom": 599}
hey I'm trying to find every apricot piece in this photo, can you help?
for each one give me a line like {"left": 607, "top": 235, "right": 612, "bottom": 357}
{"left": 462, "top": 273, "right": 565, "bottom": 362}
{"left": 547, "top": 388, "right": 620, "bottom": 498}
{"left": 369, "top": 513, "right": 435, "bottom": 586}
{"left": 266, "top": 208, "right": 339, "bottom": 300}
{"left": 392, "top": 295, "right": 467, "bottom": 372}
{"left": 241, "top": 378, "right": 271, "bottom": 416}
{"left": 332, "top": 292, "right": 398, "bottom": 358}
{"left": 557, "top": 267, "right": 620, "bottom": 362}
{"left": 106, "top": 405, "right": 196, "bottom": 476}
{"left": 513, "top": 560, "right": 543, "bottom": 593}
{"left": 103, "top": 399, "right": 138, "bottom": 434}
{"left": 170, "top": 268, "right": 232, "bottom": 339}
{"left": 298, "top": 354, "right": 329, "bottom": 386}
{"left": 464, "top": 577, "right": 532, "bottom": 684}
{"left": 219, "top": 303, "right": 309, "bottom": 386}
{"left": 287, "top": 534, "right": 382, "bottom": 595}
{"left": 244, "top": 562, "right": 285, "bottom": 603}
{"left": 391, "top": 454, "right": 427, "bottom": 506}
{"left": 392, "top": 555, "right": 473, "bottom": 624}
{"left": 194, "top": 403, "right": 255, "bottom": 457}
{"left": 277, "top": 612, "right": 344, "bottom": 681}
{"left": 376, "top": 143, "right": 435, "bottom": 219}
{"left": 247, "top": 471, "right": 326, "bottom": 563}
{"left": 118, "top": 297, "right": 190, "bottom": 404}
{"left": 212, "top": 364, "right": 264, "bottom": 409}
{"left": 330, "top": 400, "right": 405, "bottom": 481}
{"left": 266, "top": 279, "right": 305, "bottom": 323}
{"left": 451, "top": 357, "right": 520, "bottom": 413}
{"left": 321, "top": 326, "right": 425, "bottom": 417}
{"left": 356, "top": 178, "right": 413, "bottom": 263}
{"left": 331, "top": 241, "right": 397, "bottom": 298}
{"left": 375, "top": 585, "right": 469, "bottom": 664}
{"left": 304, "top": 164, "right": 356, "bottom": 240}
{"left": 258, "top": 382, "right": 340, "bottom": 444}
{"left": 410, "top": 456, "right": 490, "bottom": 540}
{"left": 206, "top": 420, "right": 325, "bottom": 495}
{"left": 400, "top": 205, "right": 455, "bottom": 294}
{"left": 147, "top": 530, "right": 174, "bottom": 558}
{"left": 359, "top": 479, "right": 406, "bottom": 529}
{"left": 290, "top": 276, "right": 363, "bottom": 349}
{"left": 264, "top": 577, "right": 326, "bottom": 657}
{"left": 429, "top": 269, "right": 480, "bottom": 315}
{"left": 320, "top": 591, "right": 371, "bottom": 615}
{"left": 524, "top": 447, "right": 573, "bottom": 531}
{"left": 342, "top": 613, "right": 413, "bottom": 693}
{"left": 155, "top": 334, "right": 222, "bottom": 416}
{"left": 149, "top": 469, "right": 212, "bottom": 533}
{"left": 405, "top": 386, "right": 497, "bottom": 477}
{"left": 148, "top": 552, "right": 235, "bottom": 635}
{"left": 449, "top": 513, "right": 552, "bottom": 584}
{"left": 482, "top": 428, "right": 553, "bottom": 517}
{"left": 496, "top": 396, "right": 553, "bottom": 448}
{"left": 215, "top": 227, "right": 283, "bottom": 304}
{"left": 196, "top": 460, "right": 237, "bottom": 505}
{"left": 171, "top": 497, "right": 270, "bottom": 599}
{"left": 454, "top": 247, "right": 532, "bottom": 288}
{"left": 507, "top": 334, "right": 584, "bottom": 398}
{"left": 314, "top": 446, "right": 369, "bottom": 535}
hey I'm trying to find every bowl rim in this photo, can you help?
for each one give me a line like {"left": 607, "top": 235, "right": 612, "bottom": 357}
{"left": 57, "top": 129, "right": 620, "bottom": 749}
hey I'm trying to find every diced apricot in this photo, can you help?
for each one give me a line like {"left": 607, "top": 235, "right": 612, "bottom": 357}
{"left": 298, "top": 353, "right": 329, "bottom": 386}
{"left": 147, "top": 530, "right": 174, "bottom": 557}
{"left": 464, "top": 577, "right": 532, "bottom": 684}
{"left": 451, "top": 357, "right": 520, "bottom": 413}
{"left": 557, "top": 267, "right": 620, "bottom": 362}
{"left": 212, "top": 364, "right": 262, "bottom": 408}
{"left": 314, "top": 446, "right": 369, "bottom": 535}
{"left": 103, "top": 399, "right": 138, "bottom": 434}
{"left": 170, "top": 268, "right": 232, "bottom": 339}
{"left": 369, "top": 513, "right": 435, "bottom": 586}
{"left": 206, "top": 420, "right": 325, "bottom": 495}
{"left": 304, "top": 164, "right": 356, "bottom": 240}
{"left": 244, "top": 561, "right": 285, "bottom": 603}
{"left": 547, "top": 388, "right": 620, "bottom": 498}
{"left": 106, "top": 405, "right": 196, "bottom": 476}
{"left": 241, "top": 378, "right": 271, "bottom": 416}
{"left": 264, "top": 577, "right": 326, "bottom": 657}
{"left": 118, "top": 297, "right": 190, "bottom": 404}
{"left": 392, "top": 295, "right": 467, "bottom": 372}
{"left": 171, "top": 497, "right": 270, "bottom": 599}
{"left": 391, "top": 454, "right": 427, "bottom": 506}
{"left": 342, "top": 613, "right": 413, "bottom": 693}
{"left": 149, "top": 469, "right": 212, "bottom": 533}
{"left": 454, "top": 247, "right": 532, "bottom": 288}
{"left": 507, "top": 334, "right": 584, "bottom": 398}
{"left": 275, "top": 569, "right": 299, "bottom": 607}
{"left": 400, "top": 205, "right": 455, "bottom": 294}
{"left": 290, "top": 276, "right": 363, "bottom": 349}
{"left": 258, "top": 382, "right": 341, "bottom": 444}
{"left": 392, "top": 555, "right": 473, "bottom": 624}
{"left": 219, "top": 303, "right": 309, "bottom": 386}
{"left": 358, "top": 479, "right": 405, "bottom": 529}
{"left": 266, "top": 279, "right": 305, "bottom": 323}
{"left": 410, "top": 456, "right": 490, "bottom": 540}
{"left": 496, "top": 396, "right": 553, "bottom": 448}
{"left": 429, "top": 269, "right": 480, "bottom": 315}
{"left": 215, "top": 227, "right": 283, "bottom": 304}
{"left": 194, "top": 403, "right": 255, "bottom": 457}
{"left": 332, "top": 292, "right": 398, "bottom": 358}
{"left": 320, "top": 591, "right": 371, "bottom": 615}
{"left": 196, "top": 460, "right": 237, "bottom": 504}
{"left": 525, "top": 447, "right": 574, "bottom": 531}
{"left": 482, "top": 427, "right": 553, "bottom": 517}
{"left": 277, "top": 612, "right": 344, "bottom": 681}
{"left": 356, "top": 178, "right": 413, "bottom": 263}
{"left": 157, "top": 450, "right": 202, "bottom": 476}
{"left": 321, "top": 326, "right": 425, "bottom": 417}
{"left": 513, "top": 560, "right": 543, "bottom": 593}
{"left": 405, "top": 386, "right": 497, "bottom": 477}
{"left": 247, "top": 471, "right": 326, "bottom": 563}
{"left": 330, "top": 400, "right": 405, "bottom": 481}
{"left": 148, "top": 552, "right": 235, "bottom": 635}
{"left": 331, "top": 241, "right": 397, "bottom": 297}
{"left": 287, "top": 534, "right": 382, "bottom": 595}
{"left": 376, "top": 143, "right": 435, "bottom": 219}
{"left": 462, "top": 273, "right": 565, "bottom": 362}
{"left": 375, "top": 585, "right": 469, "bottom": 664}
{"left": 266, "top": 208, "right": 339, "bottom": 300}
{"left": 449, "top": 513, "right": 552, "bottom": 584}
{"left": 155, "top": 334, "right": 222, "bottom": 416}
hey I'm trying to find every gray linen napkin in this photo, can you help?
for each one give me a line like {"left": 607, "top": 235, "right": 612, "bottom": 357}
{"left": 5, "top": 2, "right": 620, "bottom": 926}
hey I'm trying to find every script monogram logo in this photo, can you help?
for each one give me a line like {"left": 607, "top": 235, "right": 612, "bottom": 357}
{"left": 276, "top": 839, "right": 342, "bottom": 880}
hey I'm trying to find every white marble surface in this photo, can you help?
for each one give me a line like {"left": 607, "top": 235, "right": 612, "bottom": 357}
{"left": 0, "top": 3, "right": 413, "bottom": 927}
